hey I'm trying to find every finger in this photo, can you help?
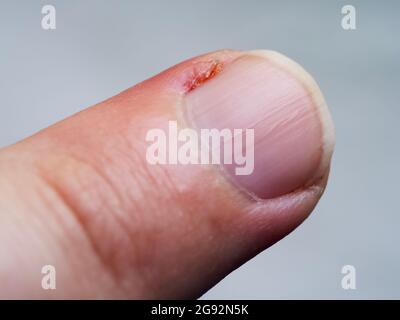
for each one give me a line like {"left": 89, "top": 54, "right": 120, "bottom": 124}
{"left": 0, "top": 49, "right": 335, "bottom": 299}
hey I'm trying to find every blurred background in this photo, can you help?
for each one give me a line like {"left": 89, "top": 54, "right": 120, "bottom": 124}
{"left": 0, "top": 0, "right": 399, "bottom": 298}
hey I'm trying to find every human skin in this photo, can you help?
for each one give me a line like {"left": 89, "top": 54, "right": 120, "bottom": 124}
{"left": 0, "top": 49, "right": 335, "bottom": 299}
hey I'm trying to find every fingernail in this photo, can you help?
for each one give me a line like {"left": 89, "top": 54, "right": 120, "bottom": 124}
{"left": 184, "top": 50, "right": 335, "bottom": 199}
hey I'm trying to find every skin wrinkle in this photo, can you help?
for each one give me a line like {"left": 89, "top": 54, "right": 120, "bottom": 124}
{"left": 32, "top": 107, "right": 187, "bottom": 294}
{"left": 49, "top": 146, "right": 171, "bottom": 295}
{"left": 32, "top": 172, "right": 116, "bottom": 298}
{"left": 117, "top": 145, "right": 181, "bottom": 279}
{"left": 1, "top": 158, "right": 117, "bottom": 295}
{"left": 2, "top": 175, "right": 56, "bottom": 258}
{"left": 72, "top": 121, "right": 235, "bottom": 296}
{"left": 37, "top": 146, "right": 165, "bottom": 297}
{"left": 1, "top": 164, "right": 78, "bottom": 265}
{"left": 36, "top": 158, "right": 125, "bottom": 286}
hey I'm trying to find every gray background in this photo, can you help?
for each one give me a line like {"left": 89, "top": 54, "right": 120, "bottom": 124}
{"left": 0, "top": 0, "right": 399, "bottom": 299}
